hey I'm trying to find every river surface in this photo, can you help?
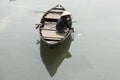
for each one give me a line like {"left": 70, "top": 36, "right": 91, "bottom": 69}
{"left": 0, "top": 0, "right": 120, "bottom": 80}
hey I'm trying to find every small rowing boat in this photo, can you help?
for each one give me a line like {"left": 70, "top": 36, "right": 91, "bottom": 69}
{"left": 36, "top": 5, "right": 74, "bottom": 45}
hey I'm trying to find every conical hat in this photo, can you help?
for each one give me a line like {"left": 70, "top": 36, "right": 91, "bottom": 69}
{"left": 61, "top": 11, "right": 71, "bottom": 16}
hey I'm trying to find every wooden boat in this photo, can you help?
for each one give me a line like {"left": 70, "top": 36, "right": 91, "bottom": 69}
{"left": 36, "top": 5, "right": 73, "bottom": 45}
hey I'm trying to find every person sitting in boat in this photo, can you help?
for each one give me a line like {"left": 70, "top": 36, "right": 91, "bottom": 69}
{"left": 56, "top": 11, "right": 71, "bottom": 33}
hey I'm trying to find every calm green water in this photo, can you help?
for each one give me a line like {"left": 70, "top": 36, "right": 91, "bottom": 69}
{"left": 0, "top": 0, "right": 120, "bottom": 80}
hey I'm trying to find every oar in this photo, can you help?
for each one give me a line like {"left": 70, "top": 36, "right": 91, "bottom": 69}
{"left": 35, "top": 24, "right": 41, "bottom": 29}
{"left": 72, "top": 21, "right": 77, "bottom": 23}
{"left": 34, "top": 11, "right": 46, "bottom": 13}
{"left": 70, "top": 28, "right": 74, "bottom": 32}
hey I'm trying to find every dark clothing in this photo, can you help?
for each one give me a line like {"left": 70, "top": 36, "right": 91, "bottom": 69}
{"left": 56, "top": 16, "right": 69, "bottom": 33}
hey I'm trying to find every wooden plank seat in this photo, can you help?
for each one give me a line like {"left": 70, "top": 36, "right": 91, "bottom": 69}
{"left": 48, "top": 9, "right": 64, "bottom": 13}
{"left": 45, "top": 13, "right": 61, "bottom": 19}
{"left": 44, "top": 13, "right": 61, "bottom": 22}
{"left": 41, "top": 30, "right": 65, "bottom": 39}
{"left": 40, "top": 21, "right": 57, "bottom": 30}
{"left": 44, "top": 37, "right": 63, "bottom": 41}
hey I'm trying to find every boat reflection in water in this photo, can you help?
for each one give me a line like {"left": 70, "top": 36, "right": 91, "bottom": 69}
{"left": 40, "top": 35, "right": 73, "bottom": 77}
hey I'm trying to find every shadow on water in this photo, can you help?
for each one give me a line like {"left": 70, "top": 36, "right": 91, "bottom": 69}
{"left": 40, "top": 35, "right": 73, "bottom": 77}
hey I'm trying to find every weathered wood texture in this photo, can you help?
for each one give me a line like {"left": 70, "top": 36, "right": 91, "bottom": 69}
{"left": 45, "top": 13, "right": 61, "bottom": 19}
{"left": 43, "top": 22, "right": 57, "bottom": 30}
{"left": 41, "top": 30, "right": 67, "bottom": 39}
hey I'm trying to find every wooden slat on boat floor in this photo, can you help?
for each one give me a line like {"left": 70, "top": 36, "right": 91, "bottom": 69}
{"left": 43, "top": 21, "right": 57, "bottom": 30}
{"left": 41, "top": 30, "right": 67, "bottom": 40}
{"left": 45, "top": 13, "right": 61, "bottom": 19}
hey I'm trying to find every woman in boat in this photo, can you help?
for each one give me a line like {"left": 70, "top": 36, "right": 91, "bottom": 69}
{"left": 56, "top": 11, "right": 71, "bottom": 33}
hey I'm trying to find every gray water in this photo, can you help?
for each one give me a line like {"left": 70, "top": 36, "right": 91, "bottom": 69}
{"left": 0, "top": 0, "right": 120, "bottom": 80}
